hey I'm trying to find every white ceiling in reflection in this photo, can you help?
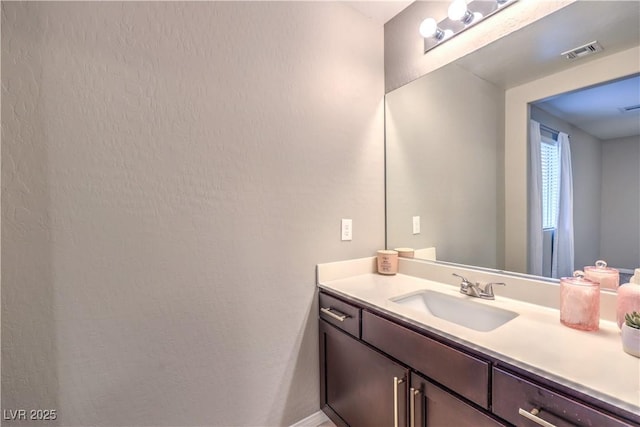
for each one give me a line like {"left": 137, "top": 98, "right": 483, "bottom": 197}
{"left": 534, "top": 74, "right": 640, "bottom": 140}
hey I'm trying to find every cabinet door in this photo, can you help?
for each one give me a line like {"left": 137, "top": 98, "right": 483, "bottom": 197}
{"left": 410, "top": 372, "right": 505, "bottom": 427}
{"left": 320, "top": 319, "right": 408, "bottom": 427}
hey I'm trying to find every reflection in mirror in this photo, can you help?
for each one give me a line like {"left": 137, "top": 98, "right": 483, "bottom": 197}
{"left": 385, "top": 0, "right": 640, "bottom": 281}
{"left": 528, "top": 75, "right": 640, "bottom": 281}
{"left": 386, "top": 62, "right": 502, "bottom": 269}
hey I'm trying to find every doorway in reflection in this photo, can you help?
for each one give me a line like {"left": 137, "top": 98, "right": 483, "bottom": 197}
{"left": 529, "top": 74, "right": 640, "bottom": 280}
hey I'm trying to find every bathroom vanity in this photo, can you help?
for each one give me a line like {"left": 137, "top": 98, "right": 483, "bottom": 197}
{"left": 317, "top": 258, "right": 640, "bottom": 427}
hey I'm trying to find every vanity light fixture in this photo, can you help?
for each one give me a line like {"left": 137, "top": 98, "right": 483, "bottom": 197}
{"left": 420, "top": 0, "right": 518, "bottom": 54}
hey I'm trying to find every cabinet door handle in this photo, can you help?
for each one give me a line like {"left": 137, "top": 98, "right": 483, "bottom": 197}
{"left": 320, "top": 307, "right": 349, "bottom": 322}
{"left": 409, "top": 387, "right": 420, "bottom": 427}
{"left": 518, "top": 407, "right": 557, "bottom": 427}
{"left": 393, "top": 376, "right": 405, "bottom": 427}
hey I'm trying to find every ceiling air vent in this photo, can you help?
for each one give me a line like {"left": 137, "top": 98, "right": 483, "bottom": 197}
{"left": 561, "top": 41, "right": 603, "bottom": 60}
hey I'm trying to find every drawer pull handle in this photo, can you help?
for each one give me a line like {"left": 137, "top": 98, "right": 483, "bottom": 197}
{"left": 393, "top": 376, "right": 405, "bottom": 427}
{"left": 518, "top": 407, "right": 557, "bottom": 427}
{"left": 410, "top": 387, "right": 420, "bottom": 427}
{"left": 320, "top": 307, "right": 350, "bottom": 322}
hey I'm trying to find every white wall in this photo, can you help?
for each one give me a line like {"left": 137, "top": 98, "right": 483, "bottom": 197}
{"left": 386, "top": 63, "right": 502, "bottom": 268}
{"left": 601, "top": 136, "right": 640, "bottom": 270}
{"left": 1, "top": 2, "right": 384, "bottom": 426}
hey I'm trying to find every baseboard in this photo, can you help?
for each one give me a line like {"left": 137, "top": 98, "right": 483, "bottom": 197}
{"left": 289, "top": 410, "right": 330, "bottom": 427}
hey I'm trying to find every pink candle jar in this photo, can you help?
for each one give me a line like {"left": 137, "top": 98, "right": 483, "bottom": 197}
{"left": 584, "top": 260, "right": 619, "bottom": 291}
{"left": 377, "top": 250, "right": 398, "bottom": 275}
{"left": 560, "top": 271, "right": 600, "bottom": 331}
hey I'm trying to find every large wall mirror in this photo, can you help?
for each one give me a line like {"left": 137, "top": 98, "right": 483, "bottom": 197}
{"left": 386, "top": 1, "right": 640, "bottom": 281}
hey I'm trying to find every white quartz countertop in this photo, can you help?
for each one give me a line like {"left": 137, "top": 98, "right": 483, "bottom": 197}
{"left": 318, "top": 270, "right": 640, "bottom": 417}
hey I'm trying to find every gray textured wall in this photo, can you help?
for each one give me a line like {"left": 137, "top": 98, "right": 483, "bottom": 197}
{"left": 1, "top": 2, "right": 384, "bottom": 425}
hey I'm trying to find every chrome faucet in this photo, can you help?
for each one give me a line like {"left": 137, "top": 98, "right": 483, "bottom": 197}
{"left": 452, "top": 273, "right": 505, "bottom": 300}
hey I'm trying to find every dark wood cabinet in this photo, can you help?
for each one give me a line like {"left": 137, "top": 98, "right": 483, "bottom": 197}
{"left": 320, "top": 319, "right": 408, "bottom": 427}
{"left": 319, "top": 290, "right": 639, "bottom": 427}
{"left": 410, "top": 372, "right": 505, "bottom": 427}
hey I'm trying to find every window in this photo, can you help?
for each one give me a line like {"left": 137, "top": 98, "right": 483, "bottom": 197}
{"left": 541, "top": 135, "right": 560, "bottom": 229}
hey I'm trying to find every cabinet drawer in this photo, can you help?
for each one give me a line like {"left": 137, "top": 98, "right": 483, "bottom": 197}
{"left": 319, "top": 292, "right": 360, "bottom": 338}
{"left": 362, "top": 310, "right": 490, "bottom": 409}
{"left": 492, "top": 367, "right": 630, "bottom": 427}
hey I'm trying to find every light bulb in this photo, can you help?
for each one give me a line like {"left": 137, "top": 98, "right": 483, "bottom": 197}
{"left": 448, "top": 0, "right": 473, "bottom": 23}
{"left": 419, "top": 18, "right": 443, "bottom": 39}
{"left": 448, "top": 0, "right": 467, "bottom": 20}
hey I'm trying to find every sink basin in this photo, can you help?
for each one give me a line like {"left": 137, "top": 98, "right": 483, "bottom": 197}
{"left": 391, "top": 290, "right": 518, "bottom": 332}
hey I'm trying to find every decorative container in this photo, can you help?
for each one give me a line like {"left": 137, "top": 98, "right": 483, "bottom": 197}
{"left": 616, "top": 269, "right": 640, "bottom": 329}
{"left": 621, "top": 323, "right": 640, "bottom": 358}
{"left": 377, "top": 250, "right": 398, "bottom": 275}
{"left": 560, "top": 271, "right": 600, "bottom": 331}
{"left": 584, "top": 260, "right": 619, "bottom": 291}
{"left": 394, "top": 247, "right": 415, "bottom": 258}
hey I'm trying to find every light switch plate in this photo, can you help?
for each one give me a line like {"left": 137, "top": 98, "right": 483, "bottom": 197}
{"left": 412, "top": 216, "right": 420, "bottom": 235}
{"left": 341, "top": 219, "right": 353, "bottom": 241}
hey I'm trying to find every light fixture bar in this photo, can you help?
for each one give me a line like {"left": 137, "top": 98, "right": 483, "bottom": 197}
{"left": 422, "top": 0, "right": 518, "bottom": 54}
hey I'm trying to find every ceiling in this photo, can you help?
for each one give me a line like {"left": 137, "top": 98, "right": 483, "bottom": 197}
{"left": 435, "top": 1, "right": 640, "bottom": 141}
{"left": 456, "top": 1, "right": 640, "bottom": 90}
{"left": 351, "top": 0, "right": 640, "bottom": 140}
{"left": 534, "top": 75, "right": 640, "bottom": 140}
{"left": 382, "top": 0, "right": 640, "bottom": 140}
{"left": 345, "top": 1, "right": 412, "bottom": 25}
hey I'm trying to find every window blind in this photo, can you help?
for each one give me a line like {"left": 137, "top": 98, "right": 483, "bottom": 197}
{"left": 541, "top": 137, "right": 560, "bottom": 229}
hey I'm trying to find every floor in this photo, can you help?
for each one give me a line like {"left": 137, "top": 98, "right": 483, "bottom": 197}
{"left": 317, "top": 422, "right": 336, "bottom": 427}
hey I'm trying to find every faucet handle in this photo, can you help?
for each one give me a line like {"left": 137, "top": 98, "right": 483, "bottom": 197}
{"left": 482, "top": 282, "right": 506, "bottom": 297}
{"left": 451, "top": 273, "right": 471, "bottom": 283}
{"left": 452, "top": 273, "right": 471, "bottom": 286}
